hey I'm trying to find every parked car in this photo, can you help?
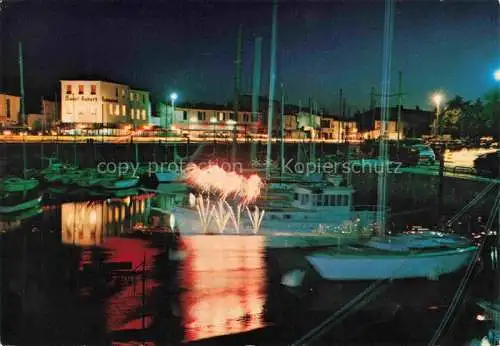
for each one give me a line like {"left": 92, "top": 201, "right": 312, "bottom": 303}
{"left": 474, "top": 151, "right": 499, "bottom": 177}
{"left": 410, "top": 144, "right": 436, "bottom": 165}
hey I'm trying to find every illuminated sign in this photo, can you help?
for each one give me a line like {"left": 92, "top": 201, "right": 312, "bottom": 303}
{"left": 64, "top": 95, "right": 98, "bottom": 102}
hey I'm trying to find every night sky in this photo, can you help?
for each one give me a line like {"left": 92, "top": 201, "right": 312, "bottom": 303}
{"left": 1, "top": 0, "right": 499, "bottom": 114}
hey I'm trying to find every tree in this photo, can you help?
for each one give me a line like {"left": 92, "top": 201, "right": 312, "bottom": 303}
{"left": 443, "top": 95, "right": 470, "bottom": 137}
{"left": 482, "top": 89, "right": 500, "bottom": 140}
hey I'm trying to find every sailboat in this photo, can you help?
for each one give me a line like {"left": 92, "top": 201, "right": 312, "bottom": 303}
{"left": 0, "top": 42, "right": 42, "bottom": 213}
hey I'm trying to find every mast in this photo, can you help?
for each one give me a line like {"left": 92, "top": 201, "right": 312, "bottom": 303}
{"left": 232, "top": 24, "right": 243, "bottom": 164}
{"left": 280, "top": 83, "right": 285, "bottom": 178}
{"left": 266, "top": 0, "right": 278, "bottom": 180}
{"left": 250, "top": 37, "right": 263, "bottom": 165}
{"left": 376, "top": 0, "right": 395, "bottom": 237}
{"left": 18, "top": 42, "right": 25, "bottom": 126}
{"left": 396, "top": 71, "right": 403, "bottom": 150}
{"left": 309, "top": 98, "right": 316, "bottom": 163}
{"left": 337, "top": 89, "right": 343, "bottom": 152}
{"left": 18, "top": 42, "right": 27, "bottom": 178}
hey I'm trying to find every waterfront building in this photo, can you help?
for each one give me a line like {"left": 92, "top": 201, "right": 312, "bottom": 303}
{"left": 169, "top": 103, "right": 260, "bottom": 137}
{"left": 60, "top": 80, "right": 151, "bottom": 128}
{"left": 0, "top": 93, "right": 21, "bottom": 127}
{"left": 356, "top": 106, "right": 433, "bottom": 140}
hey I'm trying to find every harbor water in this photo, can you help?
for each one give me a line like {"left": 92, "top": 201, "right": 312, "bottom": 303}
{"left": 1, "top": 187, "right": 498, "bottom": 345}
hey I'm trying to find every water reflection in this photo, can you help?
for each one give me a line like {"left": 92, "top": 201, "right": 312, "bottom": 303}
{"left": 179, "top": 235, "right": 267, "bottom": 342}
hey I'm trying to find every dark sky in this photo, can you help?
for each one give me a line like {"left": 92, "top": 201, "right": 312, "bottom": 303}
{"left": 1, "top": 0, "right": 499, "bottom": 114}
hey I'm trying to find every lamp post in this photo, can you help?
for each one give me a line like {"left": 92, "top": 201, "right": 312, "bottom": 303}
{"left": 432, "top": 92, "right": 444, "bottom": 138}
{"left": 210, "top": 117, "right": 217, "bottom": 154}
{"left": 170, "top": 92, "right": 178, "bottom": 136}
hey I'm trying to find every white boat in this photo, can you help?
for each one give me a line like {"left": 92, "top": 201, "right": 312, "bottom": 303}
{"left": 258, "top": 175, "right": 377, "bottom": 236}
{"left": 154, "top": 170, "right": 180, "bottom": 183}
{"left": 306, "top": 232, "right": 476, "bottom": 280}
{"left": 0, "top": 193, "right": 43, "bottom": 214}
{"left": 100, "top": 176, "right": 139, "bottom": 190}
{"left": 1, "top": 177, "right": 39, "bottom": 192}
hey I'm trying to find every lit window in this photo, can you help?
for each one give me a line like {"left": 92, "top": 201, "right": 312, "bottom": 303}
{"left": 114, "top": 104, "right": 119, "bottom": 116}
{"left": 121, "top": 89, "right": 125, "bottom": 97}
{"left": 78, "top": 85, "right": 84, "bottom": 95}
{"left": 108, "top": 103, "right": 113, "bottom": 114}
{"left": 90, "top": 85, "right": 96, "bottom": 95}
{"left": 142, "top": 110, "right": 146, "bottom": 120}
{"left": 66, "top": 85, "right": 72, "bottom": 95}
{"left": 130, "top": 93, "right": 134, "bottom": 102}
{"left": 130, "top": 109, "right": 134, "bottom": 119}
{"left": 122, "top": 105, "right": 126, "bottom": 116}
{"left": 219, "top": 112, "right": 223, "bottom": 121}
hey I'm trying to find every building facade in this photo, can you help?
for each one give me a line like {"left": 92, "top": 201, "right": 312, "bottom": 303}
{"left": 60, "top": 80, "right": 151, "bottom": 127}
{"left": 0, "top": 93, "right": 21, "bottom": 127}
{"left": 169, "top": 104, "right": 260, "bottom": 137}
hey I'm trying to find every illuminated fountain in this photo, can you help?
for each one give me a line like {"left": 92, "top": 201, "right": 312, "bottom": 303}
{"left": 184, "top": 164, "right": 264, "bottom": 234}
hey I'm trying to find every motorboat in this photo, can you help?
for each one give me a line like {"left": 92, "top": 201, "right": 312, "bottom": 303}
{"left": 1, "top": 177, "right": 39, "bottom": 193}
{"left": 0, "top": 191, "right": 43, "bottom": 214}
{"left": 99, "top": 175, "right": 139, "bottom": 190}
{"left": 306, "top": 231, "right": 477, "bottom": 280}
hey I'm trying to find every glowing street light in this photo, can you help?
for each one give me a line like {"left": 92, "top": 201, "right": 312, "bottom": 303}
{"left": 431, "top": 92, "right": 445, "bottom": 136}
{"left": 170, "top": 92, "right": 178, "bottom": 132}
{"left": 494, "top": 69, "right": 500, "bottom": 82}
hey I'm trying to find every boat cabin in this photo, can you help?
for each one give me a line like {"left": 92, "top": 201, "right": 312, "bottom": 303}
{"left": 292, "top": 184, "right": 353, "bottom": 211}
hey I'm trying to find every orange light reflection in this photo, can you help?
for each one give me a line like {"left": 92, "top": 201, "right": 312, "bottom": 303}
{"left": 180, "top": 235, "right": 267, "bottom": 342}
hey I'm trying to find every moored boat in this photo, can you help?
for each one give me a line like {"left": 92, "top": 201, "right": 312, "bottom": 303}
{"left": 1, "top": 177, "right": 39, "bottom": 193}
{"left": 100, "top": 175, "right": 139, "bottom": 190}
{"left": 0, "top": 193, "right": 43, "bottom": 214}
{"left": 306, "top": 232, "right": 477, "bottom": 280}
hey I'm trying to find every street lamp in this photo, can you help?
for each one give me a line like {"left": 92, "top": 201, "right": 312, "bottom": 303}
{"left": 170, "top": 92, "right": 178, "bottom": 134}
{"left": 494, "top": 69, "right": 500, "bottom": 82}
{"left": 210, "top": 116, "right": 217, "bottom": 153}
{"left": 432, "top": 92, "right": 445, "bottom": 137}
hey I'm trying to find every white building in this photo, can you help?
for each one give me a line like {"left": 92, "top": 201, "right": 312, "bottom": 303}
{"left": 60, "top": 80, "right": 150, "bottom": 127}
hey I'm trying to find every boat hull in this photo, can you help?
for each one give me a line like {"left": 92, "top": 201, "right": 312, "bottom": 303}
{"left": 101, "top": 178, "right": 139, "bottom": 190}
{"left": 306, "top": 246, "right": 476, "bottom": 280}
{"left": 154, "top": 171, "right": 179, "bottom": 183}
{"left": 2, "top": 179, "right": 39, "bottom": 192}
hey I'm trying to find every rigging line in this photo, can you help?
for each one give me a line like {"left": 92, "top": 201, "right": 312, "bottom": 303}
{"left": 292, "top": 245, "right": 438, "bottom": 345}
{"left": 428, "top": 190, "right": 500, "bottom": 346}
{"left": 447, "top": 181, "right": 497, "bottom": 225}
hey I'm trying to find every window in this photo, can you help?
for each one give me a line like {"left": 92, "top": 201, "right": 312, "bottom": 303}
{"left": 142, "top": 109, "right": 146, "bottom": 120}
{"left": 142, "top": 94, "right": 145, "bottom": 103}
{"left": 230, "top": 112, "right": 236, "bottom": 120}
{"left": 78, "top": 85, "right": 84, "bottom": 95}
{"left": 6, "top": 99, "right": 10, "bottom": 118}
{"left": 90, "top": 85, "right": 96, "bottom": 95}
{"left": 294, "top": 193, "right": 298, "bottom": 201}
{"left": 115, "top": 88, "right": 118, "bottom": 97}
{"left": 135, "top": 94, "right": 139, "bottom": 102}
{"left": 303, "top": 194, "right": 309, "bottom": 204}
{"left": 66, "top": 85, "right": 72, "bottom": 95}
{"left": 218, "top": 112, "right": 224, "bottom": 121}
{"left": 130, "top": 92, "right": 134, "bottom": 102}
{"left": 121, "top": 88, "right": 125, "bottom": 97}
{"left": 183, "top": 111, "right": 187, "bottom": 121}
{"left": 342, "top": 195, "right": 348, "bottom": 206}
{"left": 122, "top": 105, "right": 126, "bottom": 116}
{"left": 317, "top": 194, "right": 323, "bottom": 206}
{"left": 108, "top": 103, "right": 113, "bottom": 115}
{"left": 197, "top": 111, "right": 205, "bottom": 121}
{"left": 114, "top": 104, "right": 120, "bottom": 116}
